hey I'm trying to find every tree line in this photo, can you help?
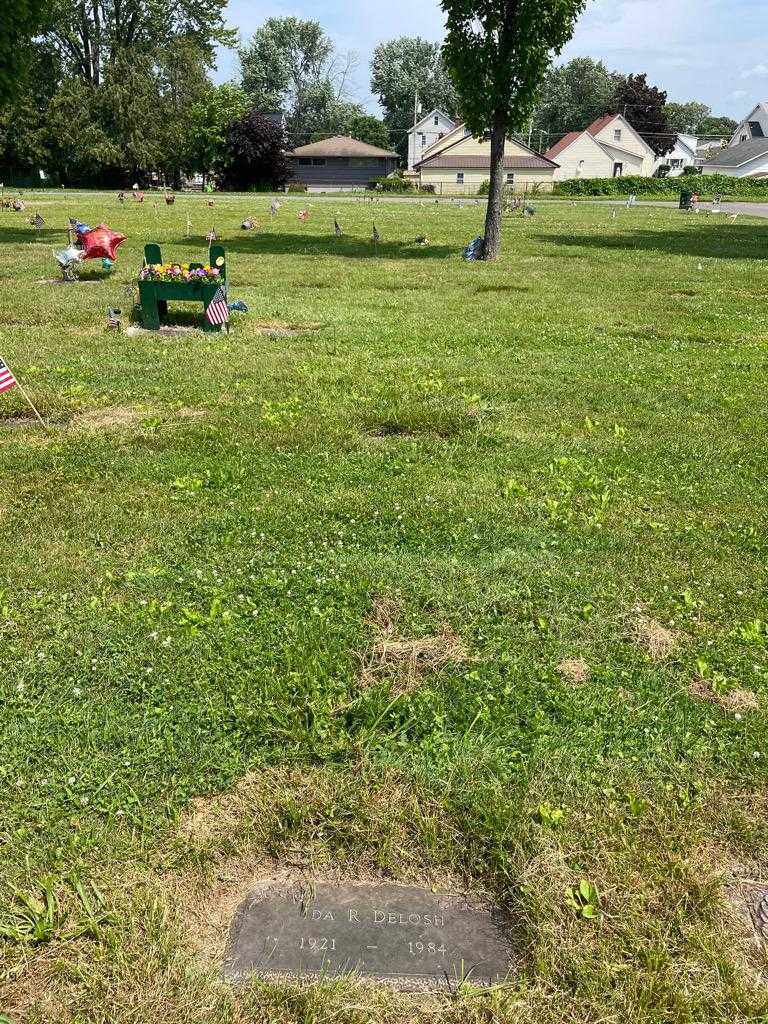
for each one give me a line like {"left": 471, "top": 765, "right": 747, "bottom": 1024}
{"left": 1, "top": 0, "right": 738, "bottom": 189}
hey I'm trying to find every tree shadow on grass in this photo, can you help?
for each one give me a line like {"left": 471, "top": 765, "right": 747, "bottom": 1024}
{"left": 170, "top": 231, "right": 454, "bottom": 261}
{"left": 0, "top": 226, "right": 66, "bottom": 244}
{"left": 538, "top": 223, "right": 768, "bottom": 261}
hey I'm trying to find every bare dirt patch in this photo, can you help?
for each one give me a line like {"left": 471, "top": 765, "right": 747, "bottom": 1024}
{"left": 359, "top": 625, "right": 467, "bottom": 693}
{"left": 72, "top": 406, "right": 146, "bottom": 429}
{"left": 255, "top": 321, "right": 322, "bottom": 337}
{"left": 557, "top": 658, "right": 590, "bottom": 684}
{"left": 689, "top": 676, "right": 759, "bottom": 712}
{"left": 625, "top": 609, "right": 677, "bottom": 661}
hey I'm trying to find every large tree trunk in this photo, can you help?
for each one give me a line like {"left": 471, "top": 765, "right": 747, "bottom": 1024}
{"left": 482, "top": 112, "right": 506, "bottom": 260}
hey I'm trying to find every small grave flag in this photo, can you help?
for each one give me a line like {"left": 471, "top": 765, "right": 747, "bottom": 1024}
{"left": 334, "top": 219, "right": 342, "bottom": 237}
{"left": 372, "top": 224, "right": 381, "bottom": 245}
{"left": 0, "top": 357, "right": 17, "bottom": 394}
{"left": 206, "top": 228, "right": 217, "bottom": 242}
{"left": 32, "top": 212, "right": 44, "bottom": 229}
{"left": 0, "top": 356, "right": 46, "bottom": 426}
{"left": 205, "top": 285, "right": 229, "bottom": 326}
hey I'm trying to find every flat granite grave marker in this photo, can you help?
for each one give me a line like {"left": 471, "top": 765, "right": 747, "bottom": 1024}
{"left": 224, "top": 882, "right": 512, "bottom": 991}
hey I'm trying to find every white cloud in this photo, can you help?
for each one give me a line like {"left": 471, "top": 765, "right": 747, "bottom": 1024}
{"left": 732, "top": 89, "right": 748, "bottom": 98}
{"left": 741, "top": 63, "right": 768, "bottom": 78}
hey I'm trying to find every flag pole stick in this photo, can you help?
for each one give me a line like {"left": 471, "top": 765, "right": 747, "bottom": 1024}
{"left": 15, "top": 379, "right": 47, "bottom": 428}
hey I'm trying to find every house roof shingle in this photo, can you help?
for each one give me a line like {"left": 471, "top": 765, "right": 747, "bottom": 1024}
{"left": 415, "top": 154, "right": 557, "bottom": 170}
{"left": 704, "top": 137, "right": 768, "bottom": 167}
{"left": 544, "top": 131, "right": 584, "bottom": 161}
{"left": 289, "top": 135, "right": 398, "bottom": 158}
{"left": 586, "top": 113, "right": 619, "bottom": 136}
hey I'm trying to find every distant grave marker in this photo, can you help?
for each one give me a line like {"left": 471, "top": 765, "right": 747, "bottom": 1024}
{"left": 224, "top": 881, "right": 512, "bottom": 991}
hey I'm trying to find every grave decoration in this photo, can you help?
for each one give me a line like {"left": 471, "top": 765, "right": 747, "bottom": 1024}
{"left": 53, "top": 245, "right": 85, "bottom": 281}
{"left": 12, "top": 198, "right": 25, "bottom": 211}
{"left": 165, "top": 193, "right": 175, "bottom": 205}
{"left": 78, "top": 224, "right": 127, "bottom": 262}
{"left": 241, "top": 217, "right": 257, "bottom": 230}
{"left": 297, "top": 209, "right": 309, "bottom": 222}
{"left": 138, "top": 242, "right": 228, "bottom": 333}
{"left": 462, "top": 236, "right": 484, "bottom": 261}
{"left": 206, "top": 228, "right": 218, "bottom": 242}
{"left": 30, "top": 212, "right": 45, "bottom": 229}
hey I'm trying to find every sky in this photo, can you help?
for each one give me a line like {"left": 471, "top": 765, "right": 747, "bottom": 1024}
{"left": 215, "top": 0, "right": 768, "bottom": 121}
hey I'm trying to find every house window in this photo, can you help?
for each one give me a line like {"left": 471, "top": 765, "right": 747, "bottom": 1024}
{"left": 741, "top": 134, "right": 748, "bottom": 142}
{"left": 613, "top": 162, "right": 623, "bottom": 177}
{"left": 434, "top": 115, "right": 439, "bottom": 126}
{"left": 577, "top": 159, "right": 585, "bottom": 176}
{"left": 505, "top": 172, "right": 514, "bottom": 185}
{"left": 420, "top": 133, "right": 427, "bottom": 146}
{"left": 614, "top": 128, "right": 622, "bottom": 142}
{"left": 670, "top": 158, "right": 683, "bottom": 169}
{"left": 312, "top": 158, "right": 326, "bottom": 166}
{"left": 298, "top": 158, "right": 312, "bottom": 166}
{"left": 456, "top": 172, "right": 464, "bottom": 184}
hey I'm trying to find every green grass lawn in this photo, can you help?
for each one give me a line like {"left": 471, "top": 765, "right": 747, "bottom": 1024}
{"left": 1, "top": 191, "right": 767, "bottom": 1023}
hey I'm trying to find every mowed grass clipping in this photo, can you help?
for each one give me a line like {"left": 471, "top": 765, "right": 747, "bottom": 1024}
{"left": 1, "top": 191, "right": 767, "bottom": 1023}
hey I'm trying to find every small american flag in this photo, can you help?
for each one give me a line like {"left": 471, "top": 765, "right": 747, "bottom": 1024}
{"left": 206, "top": 285, "right": 229, "bottom": 326}
{"left": 372, "top": 223, "right": 380, "bottom": 244}
{"left": 32, "top": 212, "right": 45, "bottom": 229}
{"left": 0, "top": 357, "right": 18, "bottom": 394}
{"left": 334, "top": 219, "right": 342, "bottom": 237}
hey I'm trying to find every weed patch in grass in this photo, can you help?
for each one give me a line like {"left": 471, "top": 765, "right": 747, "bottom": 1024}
{"left": 556, "top": 657, "right": 590, "bottom": 684}
{"left": 626, "top": 609, "right": 678, "bottom": 661}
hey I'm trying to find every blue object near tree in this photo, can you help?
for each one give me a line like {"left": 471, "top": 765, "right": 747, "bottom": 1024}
{"left": 462, "top": 236, "right": 484, "bottom": 261}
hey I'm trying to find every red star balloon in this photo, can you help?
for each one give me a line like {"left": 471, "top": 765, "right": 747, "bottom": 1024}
{"left": 80, "top": 224, "right": 127, "bottom": 262}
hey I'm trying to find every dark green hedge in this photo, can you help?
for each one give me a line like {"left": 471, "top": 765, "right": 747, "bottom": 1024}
{"left": 553, "top": 174, "right": 768, "bottom": 199}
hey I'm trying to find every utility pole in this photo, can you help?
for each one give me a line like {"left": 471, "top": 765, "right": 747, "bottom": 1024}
{"left": 412, "top": 88, "right": 421, "bottom": 170}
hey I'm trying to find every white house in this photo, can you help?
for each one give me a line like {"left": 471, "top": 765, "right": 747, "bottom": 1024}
{"left": 702, "top": 101, "right": 768, "bottom": 177}
{"left": 729, "top": 102, "right": 768, "bottom": 146}
{"left": 655, "top": 133, "right": 698, "bottom": 176}
{"left": 407, "top": 109, "right": 456, "bottom": 171}
{"left": 544, "top": 113, "right": 656, "bottom": 180}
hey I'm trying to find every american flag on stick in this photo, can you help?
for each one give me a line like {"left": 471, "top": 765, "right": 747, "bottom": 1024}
{"left": 372, "top": 223, "right": 380, "bottom": 245}
{"left": 334, "top": 218, "right": 342, "bottom": 237}
{"left": 0, "top": 356, "right": 46, "bottom": 426}
{"left": 0, "top": 357, "right": 17, "bottom": 394}
{"left": 205, "top": 285, "right": 229, "bottom": 327}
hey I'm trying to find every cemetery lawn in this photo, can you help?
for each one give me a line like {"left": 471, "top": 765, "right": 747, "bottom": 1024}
{"left": 2, "top": 192, "right": 767, "bottom": 1023}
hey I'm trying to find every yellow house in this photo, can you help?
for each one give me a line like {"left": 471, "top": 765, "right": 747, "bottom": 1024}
{"left": 414, "top": 123, "right": 558, "bottom": 195}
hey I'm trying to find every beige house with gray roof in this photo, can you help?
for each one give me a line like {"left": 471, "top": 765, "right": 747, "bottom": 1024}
{"left": 414, "top": 123, "right": 558, "bottom": 194}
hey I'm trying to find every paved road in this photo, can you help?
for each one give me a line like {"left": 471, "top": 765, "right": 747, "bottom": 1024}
{"left": 555, "top": 198, "right": 768, "bottom": 219}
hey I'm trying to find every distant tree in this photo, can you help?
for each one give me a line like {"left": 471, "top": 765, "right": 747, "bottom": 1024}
{"left": 441, "top": 0, "right": 586, "bottom": 260}
{"left": 665, "top": 101, "right": 713, "bottom": 134}
{"left": 219, "top": 108, "right": 291, "bottom": 191}
{"left": 42, "top": 0, "right": 233, "bottom": 86}
{"left": 155, "top": 39, "right": 212, "bottom": 188}
{"left": 239, "top": 17, "right": 357, "bottom": 139}
{"left": 699, "top": 115, "right": 737, "bottom": 137}
{"left": 533, "top": 58, "right": 623, "bottom": 142}
{"left": 370, "top": 37, "right": 459, "bottom": 160}
{"left": 187, "top": 83, "right": 250, "bottom": 181}
{"left": 612, "top": 73, "right": 673, "bottom": 156}
{"left": 347, "top": 113, "right": 391, "bottom": 150}
{"left": 1, "top": 0, "right": 50, "bottom": 102}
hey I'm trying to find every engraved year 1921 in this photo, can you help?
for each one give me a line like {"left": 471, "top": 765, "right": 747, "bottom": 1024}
{"left": 298, "top": 936, "right": 337, "bottom": 952}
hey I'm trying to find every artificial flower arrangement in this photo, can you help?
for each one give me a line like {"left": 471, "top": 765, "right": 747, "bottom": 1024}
{"left": 139, "top": 263, "right": 222, "bottom": 283}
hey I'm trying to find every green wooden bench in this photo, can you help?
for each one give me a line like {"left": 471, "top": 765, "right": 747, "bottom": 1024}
{"left": 139, "top": 243, "right": 227, "bottom": 332}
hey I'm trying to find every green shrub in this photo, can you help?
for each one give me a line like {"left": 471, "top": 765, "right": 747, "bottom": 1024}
{"left": 682, "top": 166, "right": 702, "bottom": 176}
{"left": 287, "top": 182, "right": 307, "bottom": 193}
{"left": 553, "top": 173, "right": 768, "bottom": 200}
{"left": 367, "top": 177, "right": 413, "bottom": 193}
